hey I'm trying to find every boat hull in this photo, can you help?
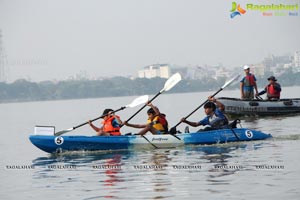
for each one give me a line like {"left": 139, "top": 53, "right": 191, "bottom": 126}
{"left": 218, "top": 97, "right": 300, "bottom": 117}
{"left": 29, "top": 128, "right": 272, "bottom": 153}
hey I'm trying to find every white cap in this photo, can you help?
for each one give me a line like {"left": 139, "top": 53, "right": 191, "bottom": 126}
{"left": 243, "top": 65, "right": 250, "bottom": 70}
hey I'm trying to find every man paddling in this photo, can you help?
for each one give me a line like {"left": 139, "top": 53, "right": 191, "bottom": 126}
{"left": 256, "top": 76, "right": 281, "bottom": 100}
{"left": 180, "top": 96, "right": 228, "bottom": 131}
{"left": 89, "top": 109, "right": 123, "bottom": 136}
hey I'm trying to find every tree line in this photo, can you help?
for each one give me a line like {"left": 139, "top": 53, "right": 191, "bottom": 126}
{"left": 0, "top": 71, "right": 299, "bottom": 103}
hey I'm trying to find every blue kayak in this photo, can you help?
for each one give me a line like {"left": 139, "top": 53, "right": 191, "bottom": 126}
{"left": 29, "top": 128, "right": 272, "bottom": 153}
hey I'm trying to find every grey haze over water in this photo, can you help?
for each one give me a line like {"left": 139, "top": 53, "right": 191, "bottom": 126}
{"left": 0, "top": 0, "right": 299, "bottom": 82}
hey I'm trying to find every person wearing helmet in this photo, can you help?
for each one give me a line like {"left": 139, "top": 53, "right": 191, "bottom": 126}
{"left": 180, "top": 96, "right": 228, "bottom": 131}
{"left": 240, "top": 65, "right": 258, "bottom": 100}
{"left": 257, "top": 76, "right": 281, "bottom": 100}
{"left": 89, "top": 108, "right": 122, "bottom": 136}
{"left": 123, "top": 102, "right": 168, "bottom": 135}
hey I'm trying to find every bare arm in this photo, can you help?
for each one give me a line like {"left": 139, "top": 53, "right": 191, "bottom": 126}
{"left": 148, "top": 103, "right": 160, "bottom": 116}
{"left": 240, "top": 82, "right": 244, "bottom": 98}
{"left": 209, "top": 96, "right": 225, "bottom": 111}
{"left": 123, "top": 121, "right": 147, "bottom": 129}
{"left": 89, "top": 121, "right": 101, "bottom": 132}
{"left": 181, "top": 118, "right": 201, "bottom": 127}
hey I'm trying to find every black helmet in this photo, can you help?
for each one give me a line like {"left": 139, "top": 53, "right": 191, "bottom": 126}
{"left": 204, "top": 102, "right": 216, "bottom": 111}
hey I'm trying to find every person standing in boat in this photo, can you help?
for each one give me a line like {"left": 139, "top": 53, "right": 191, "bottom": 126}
{"left": 89, "top": 109, "right": 122, "bottom": 136}
{"left": 240, "top": 65, "right": 258, "bottom": 100}
{"left": 256, "top": 76, "right": 281, "bottom": 100}
{"left": 180, "top": 96, "right": 228, "bottom": 131}
{"left": 123, "top": 103, "right": 168, "bottom": 135}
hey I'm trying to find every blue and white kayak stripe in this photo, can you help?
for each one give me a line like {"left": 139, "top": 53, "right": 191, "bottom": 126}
{"left": 29, "top": 128, "right": 272, "bottom": 153}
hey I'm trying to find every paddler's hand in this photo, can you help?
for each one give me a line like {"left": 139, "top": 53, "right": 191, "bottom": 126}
{"left": 122, "top": 121, "right": 129, "bottom": 126}
{"left": 208, "top": 96, "right": 216, "bottom": 103}
{"left": 147, "top": 101, "right": 154, "bottom": 107}
{"left": 181, "top": 118, "right": 187, "bottom": 123}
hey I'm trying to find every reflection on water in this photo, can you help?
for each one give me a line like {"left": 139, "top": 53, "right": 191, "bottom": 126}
{"left": 31, "top": 144, "right": 258, "bottom": 199}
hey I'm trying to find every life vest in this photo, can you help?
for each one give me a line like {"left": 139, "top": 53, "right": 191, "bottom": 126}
{"left": 147, "top": 115, "right": 167, "bottom": 133}
{"left": 158, "top": 113, "right": 168, "bottom": 133}
{"left": 244, "top": 73, "right": 255, "bottom": 87}
{"left": 102, "top": 115, "right": 121, "bottom": 136}
{"left": 266, "top": 84, "right": 280, "bottom": 99}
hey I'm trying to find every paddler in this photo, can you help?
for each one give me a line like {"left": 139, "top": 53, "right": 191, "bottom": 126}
{"left": 180, "top": 96, "right": 228, "bottom": 132}
{"left": 256, "top": 76, "right": 281, "bottom": 100}
{"left": 89, "top": 108, "right": 122, "bottom": 136}
{"left": 123, "top": 102, "right": 168, "bottom": 135}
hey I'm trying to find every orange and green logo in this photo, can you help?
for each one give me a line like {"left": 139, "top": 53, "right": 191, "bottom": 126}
{"left": 230, "top": 2, "right": 246, "bottom": 18}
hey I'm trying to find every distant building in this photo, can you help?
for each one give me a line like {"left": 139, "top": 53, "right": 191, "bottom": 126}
{"left": 179, "top": 65, "right": 217, "bottom": 80}
{"left": 294, "top": 51, "right": 300, "bottom": 67}
{"left": 251, "top": 64, "right": 266, "bottom": 77}
{"left": 215, "top": 67, "right": 230, "bottom": 79}
{"left": 138, "top": 64, "right": 170, "bottom": 79}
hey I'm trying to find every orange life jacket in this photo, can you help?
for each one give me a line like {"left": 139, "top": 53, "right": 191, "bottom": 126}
{"left": 267, "top": 84, "right": 280, "bottom": 99}
{"left": 102, "top": 115, "right": 121, "bottom": 136}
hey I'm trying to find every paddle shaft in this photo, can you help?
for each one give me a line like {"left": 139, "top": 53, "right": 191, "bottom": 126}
{"left": 124, "top": 92, "right": 161, "bottom": 124}
{"left": 73, "top": 107, "right": 125, "bottom": 130}
{"left": 172, "top": 88, "right": 224, "bottom": 128}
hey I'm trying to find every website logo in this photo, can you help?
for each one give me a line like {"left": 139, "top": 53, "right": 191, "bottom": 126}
{"left": 230, "top": 2, "right": 246, "bottom": 18}
{"left": 230, "top": 2, "right": 299, "bottom": 18}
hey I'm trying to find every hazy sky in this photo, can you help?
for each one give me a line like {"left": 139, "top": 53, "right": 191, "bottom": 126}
{"left": 0, "top": 0, "right": 299, "bottom": 82}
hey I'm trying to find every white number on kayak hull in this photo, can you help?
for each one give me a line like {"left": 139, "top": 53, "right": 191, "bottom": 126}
{"left": 54, "top": 137, "right": 64, "bottom": 145}
{"left": 245, "top": 130, "right": 253, "bottom": 139}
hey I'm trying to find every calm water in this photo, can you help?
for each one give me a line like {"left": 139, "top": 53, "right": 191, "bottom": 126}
{"left": 1, "top": 87, "right": 300, "bottom": 200}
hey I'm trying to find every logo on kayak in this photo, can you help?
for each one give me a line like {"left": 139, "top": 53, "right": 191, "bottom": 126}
{"left": 245, "top": 130, "right": 253, "bottom": 138}
{"left": 54, "top": 137, "right": 64, "bottom": 145}
{"left": 152, "top": 137, "right": 168, "bottom": 142}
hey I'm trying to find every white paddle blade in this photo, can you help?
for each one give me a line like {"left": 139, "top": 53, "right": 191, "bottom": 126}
{"left": 160, "top": 72, "right": 182, "bottom": 93}
{"left": 126, "top": 95, "right": 149, "bottom": 108}
{"left": 221, "top": 73, "right": 241, "bottom": 89}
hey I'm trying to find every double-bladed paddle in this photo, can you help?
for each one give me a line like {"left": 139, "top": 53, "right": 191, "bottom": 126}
{"left": 169, "top": 74, "right": 241, "bottom": 135}
{"left": 54, "top": 95, "right": 149, "bottom": 136}
{"left": 123, "top": 72, "right": 182, "bottom": 124}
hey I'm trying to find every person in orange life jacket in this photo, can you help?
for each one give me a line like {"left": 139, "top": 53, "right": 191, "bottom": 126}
{"left": 88, "top": 108, "right": 122, "bottom": 136}
{"left": 240, "top": 65, "right": 258, "bottom": 100}
{"left": 123, "top": 103, "right": 168, "bottom": 136}
{"left": 257, "top": 76, "right": 281, "bottom": 100}
{"left": 180, "top": 96, "right": 228, "bottom": 131}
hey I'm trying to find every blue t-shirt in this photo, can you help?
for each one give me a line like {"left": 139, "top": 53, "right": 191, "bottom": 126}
{"left": 240, "top": 74, "right": 257, "bottom": 92}
{"left": 199, "top": 108, "right": 227, "bottom": 126}
{"left": 111, "top": 118, "right": 120, "bottom": 127}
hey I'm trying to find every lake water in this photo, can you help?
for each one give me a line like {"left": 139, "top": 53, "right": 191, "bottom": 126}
{"left": 1, "top": 87, "right": 300, "bottom": 199}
